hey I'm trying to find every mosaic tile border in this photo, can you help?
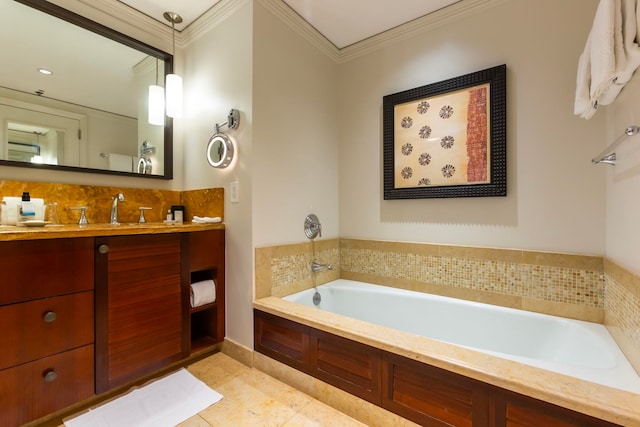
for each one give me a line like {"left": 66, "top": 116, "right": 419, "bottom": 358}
{"left": 340, "top": 246, "right": 603, "bottom": 308}
{"left": 256, "top": 238, "right": 605, "bottom": 322}
{"left": 604, "top": 259, "right": 640, "bottom": 374}
{"left": 255, "top": 239, "right": 339, "bottom": 299}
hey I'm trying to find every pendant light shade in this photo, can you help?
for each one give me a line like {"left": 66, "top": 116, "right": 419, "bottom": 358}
{"left": 148, "top": 57, "right": 165, "bottom": 125}
{"left": 148, "top": 84, "right": 165, "bottom": 125}
{"left": 164, "top": 12, "right": 183, "bottom": 119}
{"left": 165, "top": 73, "right": 182, "bottom": 118}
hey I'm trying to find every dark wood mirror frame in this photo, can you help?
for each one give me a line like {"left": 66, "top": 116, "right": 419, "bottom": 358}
{"left": 3, "top": 0, "right": 174, "bottom": 180}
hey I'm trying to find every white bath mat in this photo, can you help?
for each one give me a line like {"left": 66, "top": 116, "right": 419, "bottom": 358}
{"left": 64, "top": 368, "right": 222, "bottom": 427}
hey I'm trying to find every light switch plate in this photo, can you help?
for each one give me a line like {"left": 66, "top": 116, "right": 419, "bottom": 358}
{"left": 230, "top": 181, "right": 239, "bottom": 203}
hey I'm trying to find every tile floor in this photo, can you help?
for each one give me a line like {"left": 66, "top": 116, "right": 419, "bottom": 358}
{"left": 182, "top": 353, "right": 367, "bottom": 426}
{"left": 63, "top": 352, "right": 367, "bottom": 427}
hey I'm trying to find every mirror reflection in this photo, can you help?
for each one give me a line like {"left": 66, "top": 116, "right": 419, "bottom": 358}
{"left": 8, "top": 123, "right": 65, "bottom": 165}
{"left": 0, "top": 0, "right": 173, "bottom": 179}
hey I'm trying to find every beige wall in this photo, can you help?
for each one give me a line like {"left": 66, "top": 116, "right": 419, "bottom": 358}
{"left": 181, "top": 0, "right": 339, "bottom": 348}
{"left": 601, "top": 18, "right": 640, "bottom": 371}
{"left": 252, "top": 2, "right": 340, "bottom": 248}
{"left": 182, "top": 1, "right": 255, "bottom": 348}
{"left": 244, "top": 1, "right": 340, "bottom": 348}
{"left": 606, "top": 74, "right": 640, "bottom": 275}
{"left": 337, "top": 0, "right": 606, "bottom": 255}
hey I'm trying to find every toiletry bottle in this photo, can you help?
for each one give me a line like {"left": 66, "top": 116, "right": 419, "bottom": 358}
{"left": 17, "top": 192, "right": 36, "bottom": 225}
{"left": 166, "top": 209, "right": 173, "bottom": 221}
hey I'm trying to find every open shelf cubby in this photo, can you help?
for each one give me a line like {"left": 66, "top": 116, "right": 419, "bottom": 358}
{"left": 187, "top": 229, "right": 225, "bottom": 354}
{"left": 189, "top": 269, "right": 218, "bottom": 350}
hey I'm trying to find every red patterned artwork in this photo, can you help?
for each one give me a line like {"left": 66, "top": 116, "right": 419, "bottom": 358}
{"left": 393, "top": 83, "right": 490, "bottom": 188}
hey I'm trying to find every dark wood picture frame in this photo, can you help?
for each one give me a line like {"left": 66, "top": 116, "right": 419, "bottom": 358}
{"left": 383, "top": 64, "right": 506, "bottom": 199}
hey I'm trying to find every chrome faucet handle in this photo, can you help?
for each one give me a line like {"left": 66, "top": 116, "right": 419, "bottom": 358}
{"left": 138, "top": 207, "right": 152, "bottom": 223}
{"left": 304, "top": 214, "right": 322, "bottom": 239}
{"left": 70, "top": 206, "right": 88, "bottom": 226}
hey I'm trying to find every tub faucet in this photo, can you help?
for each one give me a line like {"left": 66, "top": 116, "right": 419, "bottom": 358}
{"left": 310, "top": 261, "right": 333, "bottom": 273}
{"left": 110, "top": 193, "right": 125, "bottom": 225}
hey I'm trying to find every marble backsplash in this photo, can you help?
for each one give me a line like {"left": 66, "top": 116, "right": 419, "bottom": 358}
{"left": 0, "top": 180, "right": 223, "bottom": 224}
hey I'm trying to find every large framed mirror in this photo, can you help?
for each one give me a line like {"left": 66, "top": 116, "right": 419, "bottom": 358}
{"left": 0, "top": 0, "right": 173, "bottom": 179}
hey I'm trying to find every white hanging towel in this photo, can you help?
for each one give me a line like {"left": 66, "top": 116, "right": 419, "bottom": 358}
{"left": 107, "top": 153, "right": 134, "bottom": 172}
{"left": 574, "top": 0, "right": 640, "bottom": 119}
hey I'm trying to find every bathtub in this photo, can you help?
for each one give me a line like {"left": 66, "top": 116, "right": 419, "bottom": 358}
{"left": 283, "top": 279, "right": 640, "bottom": 394}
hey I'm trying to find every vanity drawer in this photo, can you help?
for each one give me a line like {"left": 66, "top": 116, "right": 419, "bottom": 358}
{"left": 0, "top": 291, "right": 94, "bottom": 369}
{"left": 0, "top": 237, "right": 94, "bottom": 305}
{"left": 0, "top": 344, "right": 94, "bottom": 427}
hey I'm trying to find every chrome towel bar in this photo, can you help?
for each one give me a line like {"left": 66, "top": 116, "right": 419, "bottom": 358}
{"left": 592, "top": 125, "right": 640, "bottom": 165}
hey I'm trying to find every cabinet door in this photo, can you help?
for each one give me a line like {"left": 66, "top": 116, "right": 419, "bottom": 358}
{"left": 494, "top": 389, "right": 621, "bottom": 427}
{"left": 95, "top": 234, "right": 186, "bottom": 393}
{"left": 254, "top": 309, "right": 310, "bottom": 371}
{"left": 0, "top": 291, "right": 93, "bottom": 369}
{"left": 0, "top": 345, "right": 94, "bottom": 427}
{"left": 0, "top": 238, "right": 93, "bottom": 305}
{"left": 310, "top": 329, "right": 382, "bottom": 405}
{"left": 382, "top": 352, "right": 490, "bottom": 427}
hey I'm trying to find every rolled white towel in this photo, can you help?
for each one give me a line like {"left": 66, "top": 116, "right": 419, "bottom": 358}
{"left": 190, "top": 279, "right": 216, "bottom": 308}
{"left": 192, "top": 216, "right": 222, "bottom": 224}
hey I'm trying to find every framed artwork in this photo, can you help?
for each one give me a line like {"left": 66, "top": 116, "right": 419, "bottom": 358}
{"left": 383, "top": 64, "right": 506, "bottom": 199}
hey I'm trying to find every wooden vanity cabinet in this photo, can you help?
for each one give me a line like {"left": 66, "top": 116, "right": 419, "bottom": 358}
{"left": 0, "top": 238, "right": 95, "bottom": 426}
{"left": 95, "top": 229, "right": 226, "bottom": 393}
{"left": 0, "top": 228, "right": 225, "bottom": 424}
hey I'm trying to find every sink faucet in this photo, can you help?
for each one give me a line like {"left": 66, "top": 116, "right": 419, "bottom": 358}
{"left": 310, "top": 261, "right": 333, "bottom": 273}
{"left": 110, "top": 193, "right": 125, "bottom": 225}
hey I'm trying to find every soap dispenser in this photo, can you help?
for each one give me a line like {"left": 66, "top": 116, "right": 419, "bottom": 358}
{"left": 17, "top": 192, "right": 36, "bottom": 226}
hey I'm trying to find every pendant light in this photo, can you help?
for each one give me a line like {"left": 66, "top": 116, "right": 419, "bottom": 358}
{"left": 163, "top": 12, "right": 183, "bottom": 119}
{"left": 148, "top": 57, "right": 165, "bottom": 125}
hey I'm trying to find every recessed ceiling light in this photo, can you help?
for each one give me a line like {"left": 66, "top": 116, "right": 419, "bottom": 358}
{"left": 37, "top": 68, "right": 53, "bottom": 75}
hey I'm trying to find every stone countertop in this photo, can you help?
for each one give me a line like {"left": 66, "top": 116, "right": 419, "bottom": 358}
{"left": 254, "top": 296, "right": 640, "bottom": 427}
{"left": 0, "top": 222, "right": 225, "bottom": 241}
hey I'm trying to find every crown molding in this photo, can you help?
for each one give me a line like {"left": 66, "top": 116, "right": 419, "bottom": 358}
{"left": 50, "top": 0, "right": 510, "bottom": 62}
{"left": 181, "top": 0, "right": 251, "bottom": 47}
{"left": 257, "top": 0, "right": 511, "bottom": 64}
{"left": 338, "top": 0, "right": 511, "bottom": 62}
{"left": 255, "top": 0, "right": 340, "bottom": 62}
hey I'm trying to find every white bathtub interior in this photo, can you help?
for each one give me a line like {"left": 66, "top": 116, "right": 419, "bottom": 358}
{"left": 283, "top": 279, "right": 640, "bottom": 394}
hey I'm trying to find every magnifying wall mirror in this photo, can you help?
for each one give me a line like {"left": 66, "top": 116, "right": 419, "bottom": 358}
{"left": 0, "top": 0, "right": 173, "bottom": 179}
{"left": 206, "top": 109, "right": 239, "bottom": 169}
{"left": 207, "top": 134, "right": 234, "bottom": 168}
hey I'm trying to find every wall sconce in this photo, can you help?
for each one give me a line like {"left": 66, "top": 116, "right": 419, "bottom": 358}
{"left": 163, "top": 12, "right": 183, "bottom": 119}
{"left": 207, "top": 109, "right": 240, "bottom": 168}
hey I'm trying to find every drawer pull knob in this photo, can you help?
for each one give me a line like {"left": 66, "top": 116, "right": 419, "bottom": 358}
{"left": 43, "top": 311, "right": 57, "bottom": 323}
{"left": 98, "top": 244, "right": 109, "bottom": 254}
{"left": 43, "top": 369, "right": 57, "bottom": 383}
